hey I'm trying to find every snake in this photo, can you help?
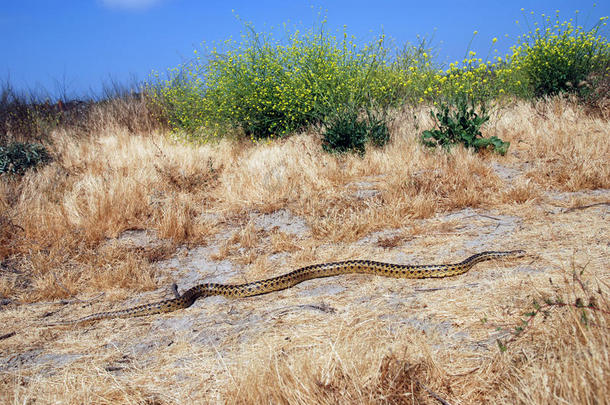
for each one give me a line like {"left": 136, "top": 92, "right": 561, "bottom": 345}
{"left": 50, "top": 250, "right": 525, "bottom": 325}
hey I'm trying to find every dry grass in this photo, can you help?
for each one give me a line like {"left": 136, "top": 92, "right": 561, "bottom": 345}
{"left": 0, "top": 98, "right": 609, "bottom": 404}
{"left": 224, "top": 321, "right": 446, "bottom": 404}
{"left": 470, "top": 272, "right": 610, "bottom": 404}
{"left": 495, "top": 97, "right": 610, "bottom": 191}
{"left": 224, "top": 273, "right": 609, "bottom": 404}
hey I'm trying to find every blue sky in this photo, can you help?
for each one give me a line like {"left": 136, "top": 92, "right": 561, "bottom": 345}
{"left": 1, "top": 0, "right": 607, "bottom": 99}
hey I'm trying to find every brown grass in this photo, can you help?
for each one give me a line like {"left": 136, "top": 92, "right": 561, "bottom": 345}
{"left": 469, "top": 272, "right": 610, "bottom": 404}
{"left": 224, "top": 322, "right": 446, "bottom": 404}
{"left": 495, "top": 97, "right": 610, "bottom": 191}
{"left": 0, "top": 97, "right": 608, "bottom": 404}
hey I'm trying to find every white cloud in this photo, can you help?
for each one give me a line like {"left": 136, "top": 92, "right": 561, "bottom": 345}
{"left": 100, "top": 0, "right": 164, "bottom": 10}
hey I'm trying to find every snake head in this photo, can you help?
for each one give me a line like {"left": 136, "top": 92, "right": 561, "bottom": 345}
{"left": 511, "top": 250, "right": 527, "bottom": 257}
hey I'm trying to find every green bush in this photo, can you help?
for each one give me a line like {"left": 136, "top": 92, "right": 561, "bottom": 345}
{"left": 153, "top": 17, "right": 427, "bottom": 141}
{"left": 149, "top": 9, "right": 610, "bottom": 145}
{"left": 0, "top": 142, "right": 51, "bottom": 175}
{"left": 149, "top": 71, "right": 207, "bottom": 135}
{"left": 421, "top": 96, "right": 509, "bottom": 155}
{"left": 366, "top": 115, "right": 390, "bottom": 147}
{"left": 322, "top": 112, "right": 369, "bottom": 155}
{"left": 322, "top": 109, "right": 390, "bottom": 154}
{"left": 510, "top": 13, "right": 610, "bottom": 97}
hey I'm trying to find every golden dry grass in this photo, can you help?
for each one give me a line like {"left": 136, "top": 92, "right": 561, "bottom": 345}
{"left": 0, "top": 98, "right": 608, "bottom": 404}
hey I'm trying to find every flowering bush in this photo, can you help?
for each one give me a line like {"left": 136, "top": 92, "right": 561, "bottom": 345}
{"left": 153, "top": 18, "right": 422, "bottom": 140}
{"left": 510, "top": 11, "right": 610, "bottom": 97}
{"left": 150, "top": 70, "right": 207, "bottom": 135}
{"left": 150, "top": 9, "right": 609, "bottom": 148}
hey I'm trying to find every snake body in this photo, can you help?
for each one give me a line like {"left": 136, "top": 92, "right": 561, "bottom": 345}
{"left": 55, "top": 250, "right": 524, "bottom": 325}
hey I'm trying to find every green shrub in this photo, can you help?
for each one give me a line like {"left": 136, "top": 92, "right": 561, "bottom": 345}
{"left": 150, "top": 9, "right": 610, "bottom": 143}
{"left": 0, "top": 142, "right": 51, "bottom": 175}
{"left": 322, "top": 109, "right": 390, "bottom": 154}
{"left": 322, "top": 112, "right": 369, "bottom": 155}
{"left": 510, "top": 13, "right": 610, "bottom": 97}
{"left": 148, "top": 71, "right": 207, "bottom": 135}
{"left": 366, "top": 115, "right": 391, "bottom": 147}
{"left": 154, "top": 17, "right": 425, "bottom": 140}
{"left": 421, "top": 96, "right": 509, "bottom": 155}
